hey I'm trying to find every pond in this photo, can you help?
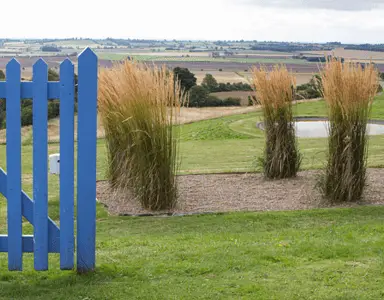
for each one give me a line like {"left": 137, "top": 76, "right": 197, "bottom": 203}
{"left": 295, "top": 120, "right": 384, "bottom": 138}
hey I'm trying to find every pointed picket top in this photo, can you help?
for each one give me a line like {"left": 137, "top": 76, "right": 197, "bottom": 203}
{"left": 60, "top": 59, "right": 74, "bottom": 83}
{"left": 60, "top": 58, "right": 74, "bottom": 69}
{"left": 6, "top": 58, "right": 20, "bottom": 73}
{"left": 33, "top": 58, "right": 48, "bottom": 70}
{"left": 78, "top": 47, "right": 97, "bottom": 62}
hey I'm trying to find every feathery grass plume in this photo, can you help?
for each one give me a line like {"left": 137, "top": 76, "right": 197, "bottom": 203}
{"left": 98, "top": 61, "right": 185, "bottom": 211}
{"left": 319, "top": 58, "right": 379, "bottom": 203}
{"left": 252, "top": 65, "right": 301, "bottom": 179}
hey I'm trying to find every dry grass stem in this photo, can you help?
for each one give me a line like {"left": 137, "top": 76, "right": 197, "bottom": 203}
{"left": 319, "top": 58, "right": 379, "bottom": 203}
{"left": 252, "top": 65, "right": 301, "bottom": 179}
{"left": 98, "top": 61, "right": 186, "bottom": 210}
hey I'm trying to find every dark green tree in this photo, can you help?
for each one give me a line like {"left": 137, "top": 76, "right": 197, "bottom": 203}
{"left": 296, "top": 74, "right": 323, "bottom": 100}
{"left": 201, "top": 74, "right": 218, "bottom": 92}
{"left": 0, "top": 68, "right": 79, "bottom": 129}
{"left": 48, "top": 68, "right": 60, "bottom": 81}
{"left": 173, "top": 67, "right": 197, "bottom": 91}
{"left": 188, "top": 86, "right": 209, "bottom": 107}
{"left": 0, "top": 99, "right": 5, "bottom": 128}
{"left": 0, "top": 69, "right": 4, "bottom": 128}
{"left": 41, "top": 45, "right": 61, "bottom": 52}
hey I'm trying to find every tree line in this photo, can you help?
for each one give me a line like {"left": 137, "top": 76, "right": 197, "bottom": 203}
{"left": 0, "top": 67, "right": 382, "bottom": 128}
{"left": 172, "top": 67, "right": 253, "bottom": 107}
{"left": 0, "top": 69, "right": 78, "bottom": 129}
{"left": 172, "top": 67, "right": 338, "bottom": 107}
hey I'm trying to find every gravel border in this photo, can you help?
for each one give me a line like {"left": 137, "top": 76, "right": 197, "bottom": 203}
{"left": 97, "top": 169, "right": 384, "bottom": 217}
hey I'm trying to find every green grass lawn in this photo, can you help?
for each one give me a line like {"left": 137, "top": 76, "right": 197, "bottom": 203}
{"left": 1, "top": 96, "right": 384, "bottom": 299}
{"left": 1, "top": 208, "right": 384, "bottom": 299}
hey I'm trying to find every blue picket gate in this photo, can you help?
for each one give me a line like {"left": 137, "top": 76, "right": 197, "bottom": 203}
{"left": 0, "top": 48, "right": 98, "bottom": 272}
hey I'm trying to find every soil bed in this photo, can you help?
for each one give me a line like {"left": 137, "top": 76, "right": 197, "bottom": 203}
{"left": 97, "top": 169, "right": 384, "bottom": 216}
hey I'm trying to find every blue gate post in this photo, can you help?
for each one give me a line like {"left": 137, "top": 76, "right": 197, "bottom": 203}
{"left": 76, "top": 48, "right": 98, "bottom": 272}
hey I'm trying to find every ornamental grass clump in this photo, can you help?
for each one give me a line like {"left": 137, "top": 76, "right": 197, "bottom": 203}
{"left": 252, "top": 65, "right": 301, "bottom": 179}
{"left": 319, "top": 59, "right": 379, "bottom": 203}
{"left": 98, "top": 61, "right": 185, "bottom": 211}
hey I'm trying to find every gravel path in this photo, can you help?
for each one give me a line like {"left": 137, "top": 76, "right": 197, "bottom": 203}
{"left": 97, "top": 169, "right": 384, "bottom": 216}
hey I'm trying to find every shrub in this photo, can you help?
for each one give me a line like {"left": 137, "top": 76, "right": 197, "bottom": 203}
{"left": 222, "top": 97, "right": 241, "bottom": 106}
{"left": 219, "top": 68, "right": 223, "bottom": 72}
{"left": 217, "top": 83, "right": 227, "bottom": 91}
{"left": 48, "top": 101, "right": 60, "bottom": 119}
{"left": 205, "top": 95, "right": 222, "bottom": 107}
{"left": 202, "top": 96, "right": 241, "bottom": 107}
{"left": 0, "top": 68, "right": 70, "bottom": 129}
{"left": 48, "top": 68, "right": 60, "bottom": 81}
{"left": 188, "top": 86, "right": 241, "bottom": 107}
{"left": 252, "top": 65, "right": 301, "bottom": 179}
{"left": 201, "top": 74, "right": 218, "bottom": 92}
{"left": 173, "top": 67, "right": 197, "bottom": 91}
{"left": 0, "top": 70, "right": 4, "bottom": 127}
{"left": 98, "top": 61, "right": 185, "bottom": 211}
{"left": 319, "top": 59, "right": 379, "bottom": 203}
{"left": 1, "top": 99, "right": 60, "bottom": 129}
{"left": 248, "top": 95, "right": 258, "bottom": 106}
{"left": 295, "top": 75, "right": 322, "bottom": 100}
{"left": 189, "top": 86, "right": 209, "bottom": 107}
{"left": 21, "top": 106, "right": 33, "bottom": 127}
{"left": 41, "top": 45, "right": 61, "bottom": 52}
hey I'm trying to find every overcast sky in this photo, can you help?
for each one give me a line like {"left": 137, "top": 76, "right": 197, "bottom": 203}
{"left": 2, "top": 0, "right": 384, "bottom": 43}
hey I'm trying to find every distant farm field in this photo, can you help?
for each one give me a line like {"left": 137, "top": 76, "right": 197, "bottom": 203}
{"left": 236, "top": 71, "right": 314, "bottom": 85}
{"left": 44, "top": 39, "right": 100, "bottom": 48}
{"left": 210, "top": 91, "right": 256, "bottom": 106}
{"left": 2, "top": 47, "right": 384, "bottom": 88}
{"left": 96, "top": 52, "right": 313, "bottom": 65}
{"left": 295, "top": 73, "right": 316, "bottom": 85}
{"left": 194, "top": 71, "right": 248, "bottom": 84}
{"left": 303, "top": 48, "right": 384, "bottom": 63}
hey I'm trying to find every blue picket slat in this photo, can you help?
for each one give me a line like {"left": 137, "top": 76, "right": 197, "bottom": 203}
{"left": 5, "top": 59, "right": 22, "bottom": 271}
{"left": 59, "top": 59, "right": 75, "bottom": 270}
{"left": 77, "top": 48, "right": 98, "bottom": 273}
{"left": 33, "top": 59, "right": 49, "bottom": 271}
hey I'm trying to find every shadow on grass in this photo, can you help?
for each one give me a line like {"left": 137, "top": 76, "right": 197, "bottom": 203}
{"left": 0, "top": 264, "right": 145, "bottom": 298}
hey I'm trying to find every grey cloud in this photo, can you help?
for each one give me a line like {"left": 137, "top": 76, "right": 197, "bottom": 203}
{"left": 240, "top": 0, "right": 384, "bottom": 11}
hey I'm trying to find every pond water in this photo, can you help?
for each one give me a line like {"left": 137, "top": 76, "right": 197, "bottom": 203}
{"left": 296, "top": 121, "right": 384, "bottom": 138}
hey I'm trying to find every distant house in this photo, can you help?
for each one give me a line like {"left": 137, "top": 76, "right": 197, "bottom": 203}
{"left": 210, "top": 51, "right": 233, "bottom": 58}
{"left": 292, "top": 53, "right": 305, "bottom": 59}
{"left": 189, "top": 47, "right": 208, "bottom": 52}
